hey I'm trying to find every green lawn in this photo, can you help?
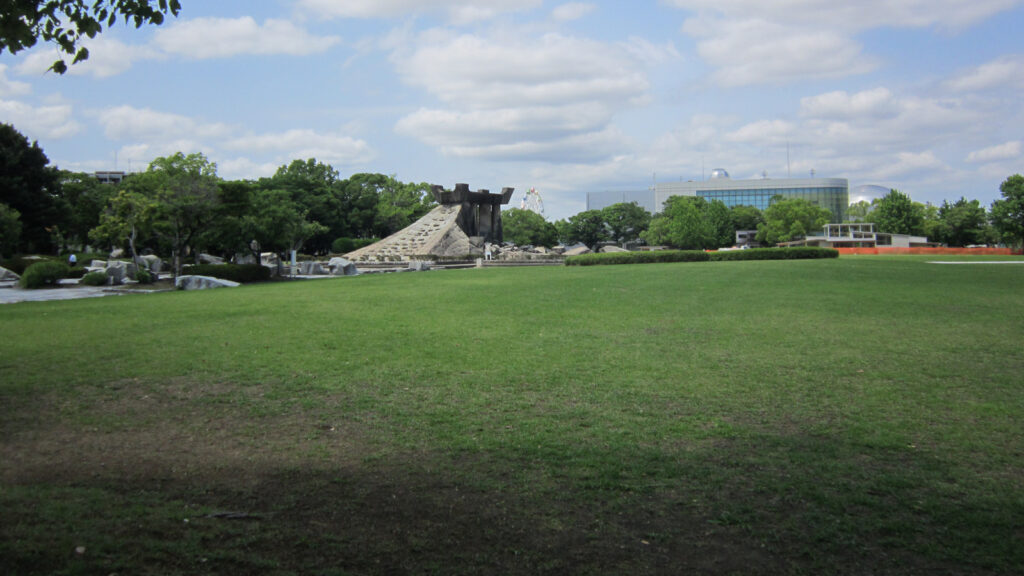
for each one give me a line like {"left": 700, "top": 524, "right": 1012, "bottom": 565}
{"left": 1, "top": 256, "right": 1022, "bottom": 575}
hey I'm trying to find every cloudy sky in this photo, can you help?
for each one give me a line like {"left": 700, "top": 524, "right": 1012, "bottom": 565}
{"left": 2, "top": 0, "right": 1022, "bottom": 218}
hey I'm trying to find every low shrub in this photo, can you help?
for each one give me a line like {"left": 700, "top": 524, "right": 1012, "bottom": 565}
{"left": 81, "top": 271, "right": 109, "bottom": 286}
{"left": 134, "top": 269, "right": 154, "bottom": 284}
{"left": 708, "top": 247, "right": 839, "bottom": 261}
{"left": 19, "top": 261, "right": 69, "bottom": 288}
{"left": 181, "top": 263, "right": 271, "bottom": 283}
{"left": 565, "top": 250, "right": 710, "bottom": 266}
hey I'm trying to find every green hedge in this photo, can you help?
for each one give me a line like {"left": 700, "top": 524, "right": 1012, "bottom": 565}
{"left": 564, "top": 247, "right": 838, "bottom": 266}
{"left": 81, "top": 271, "right": 109, "bottom": 286}
{"left": 708, "top": 247, "right": 839, "bottom": 261}
{"left": 565, "top": 250, "right": 710, "bottom": 266}
{"left": 181, "top": 263, "right": 271, "bottom": 283}
{"left": 19, "top": 261, "right": 69, "bottom": 288}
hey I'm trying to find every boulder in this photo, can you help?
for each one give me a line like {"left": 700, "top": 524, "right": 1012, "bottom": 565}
{"left": 299, "top": 261, "right": 326, "bottom": 275}
{"left": 563, "top": 245, "right": 592, "bottom": 256}
{"left": 105, "top": 260, "right": 127, "bottom": 285}
{"left": 199, "top": 253, "right": 224, "bottom": 265}
{"left": 0, "top": 266, "right": 19, "bottom": 281}
{"left": 408, "top": 260, "right": 432, "bottom": 272}
{"left": 600, "top": 245, "right": 628, "bottom": 253}
{"left": 109, "top": 248, "right": 124, "bottom": 258}
{"left": 175, "top": 275, "right": 241, "bottom": 291}
{"left": 90, "top": 259, "right": 107, "bottom": 268}
{"left": 328, "top": 257, "right": 359, "bottom": 276}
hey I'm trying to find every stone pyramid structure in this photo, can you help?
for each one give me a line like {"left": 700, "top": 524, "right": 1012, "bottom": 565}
{"left": 345, "top": 183, "right": 513, "bottom": 262}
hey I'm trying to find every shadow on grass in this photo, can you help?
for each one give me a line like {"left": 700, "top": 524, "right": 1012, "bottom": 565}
{"left": 3, "top": 425, "right": 1019, "bottom": 576}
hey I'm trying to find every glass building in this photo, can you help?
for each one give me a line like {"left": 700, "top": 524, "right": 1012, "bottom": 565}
{"left": 587, "top": 170, "right": 849, "bottom": 223}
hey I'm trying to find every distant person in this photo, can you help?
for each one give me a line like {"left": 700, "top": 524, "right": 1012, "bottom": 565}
{"left": 68, "top": 253, "right": 77, "bottom": 267}
{"left": 484, "top": 246, "right": 492, "bottom": 261}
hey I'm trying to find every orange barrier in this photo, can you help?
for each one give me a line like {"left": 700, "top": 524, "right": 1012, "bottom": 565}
{"left": 836, "top": 247, "right": 1021, "bottom": 256}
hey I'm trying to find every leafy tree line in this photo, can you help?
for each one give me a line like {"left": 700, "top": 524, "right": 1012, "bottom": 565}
{"left": 849, "top": 186, "right": 1024, "bottom": 248}
{"left": 0, "top": 123, "right": 435, "bottom": 273}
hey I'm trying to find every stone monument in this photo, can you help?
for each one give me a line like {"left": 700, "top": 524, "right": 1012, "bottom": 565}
{"left": 346, "top": 183, "right": 513, "bottom": 262}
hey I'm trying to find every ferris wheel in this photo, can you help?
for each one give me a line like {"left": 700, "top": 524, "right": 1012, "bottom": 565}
{"left": 519, "top": 187, "right": 545, "bottom": 216}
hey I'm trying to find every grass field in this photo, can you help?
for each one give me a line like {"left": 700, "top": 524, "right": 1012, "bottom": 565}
{"left": 1, "top": 256, "right": 1022, "bottom": 575}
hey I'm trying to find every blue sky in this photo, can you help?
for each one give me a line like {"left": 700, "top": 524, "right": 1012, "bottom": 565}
{"left": 1, "top": 0, "right": 1022, "bottom": 219}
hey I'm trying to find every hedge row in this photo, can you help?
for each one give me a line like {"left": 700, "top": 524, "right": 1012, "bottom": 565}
{"left": 19, "top": 261, "right": 68, "bottom": 288}
{"left": 565, "top": 250, "right": 709, "bottom": 266}
{"left": 708, "top": 247, "right": 839, "bottom": 261}
{"left": 565, "top": 247, "right": 838, "bottom": 266}
{"left": 181, "top": 263, "right": 272, "bottom": 283}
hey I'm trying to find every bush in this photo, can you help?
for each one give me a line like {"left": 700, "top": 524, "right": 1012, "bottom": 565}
{"left": 181, "top": 263, "right": 272, "bottom": 283}
{"left": 65, "top": 267, "right": 87, "bottom": 279}
{"left": 134, "top": 269, "right": 154, "bottom": 284}
{"left": 81, "top": 271, "right": 108, "bottom": 286}
{"left": 331, "top": 237, "right": 379, "bottom": 254}
{"left": 565, "top": 250, "right": 709, "bottom": 266}
{"left": 708, "top": 247, "right": 839, "bottom": 261}
{"left": 19, "top": 261, "right": 68, "bottom": 288}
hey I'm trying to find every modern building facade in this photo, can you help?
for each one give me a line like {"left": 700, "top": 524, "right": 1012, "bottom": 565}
{"left": 654, "top": 169, "right": 849, "bottom": 223}
{"left": 587, "top": 169, "right": 850, "bottom": 223}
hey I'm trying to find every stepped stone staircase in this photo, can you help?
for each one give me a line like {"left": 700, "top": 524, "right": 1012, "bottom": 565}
{"left": 345, "top": 184, "right": 513, "bottom": 262}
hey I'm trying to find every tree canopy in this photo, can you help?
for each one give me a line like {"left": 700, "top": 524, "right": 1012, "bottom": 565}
{"left": 0, "top": 0, "right": 181, "bottom": 73}
{"left": 874, "top": 189, "right": 924, "bottom": 236}
{"left": 601, "top": 202, "right": 651, "bottom": 245}
{"left": 991, "top": 174, "right": 1024, "bottom": 248}
{"left": 0, "top": 123, "right": 61, "bottom": 253}
{"left": 756, "top": 196, "right": 831, "bottom": 246}
{"left": 641, "top": 196, "right": 732, "bottom": 250}
{"left": 502, "top": 208, "right": 558, "bottom": 247}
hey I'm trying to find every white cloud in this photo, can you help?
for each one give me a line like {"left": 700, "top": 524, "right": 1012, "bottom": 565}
{"left": 96, "top": 106, "right": 235, "bottom": 142}
{"left": 224, "top": 129, "right": 375, "bottom": 167}
{"left": 552, "top": 3, "right": 595, "bottom": 21}
{"left": 297, "top": 0, "right": 541, "bottom": 22}
{"left": 0, "top": 65, "right": 31, "bottom": 97}
{"left": 966, "top": 141, "right": 1021, "bottom": 163}
{"left": 0, "top": 99, "right": 81, "bottom": 139}
{"left": 726, "top": 119, "right": 796, "bottom": 144}
{"left": 945, "top": 55, "right": 1024, "bottom": 92}
{"left": 668, "top": 0, "right": 1021, "bottom": 86}
{"left": 15, "top": 37, "right": 159, "bottom": 78}
{"left": 799, "top": 88, "right": 899, "bottom": 120}
{"left": 682, "top": 17, "right": 876, "bottom": 86}
{"left": 153, "top": 17, "right": 340, "bottom": 59}
{"left": 665, "top": 0, "right": 1020, "bottom": 31}
{"left": 391, "top": 30, "right": 654, "bottom": 162}
{"left": 218, "top": 157, "right": 282, "bottom": 180}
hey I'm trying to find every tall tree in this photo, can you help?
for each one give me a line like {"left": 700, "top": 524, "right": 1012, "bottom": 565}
{"left": 601, "top": 202, "right": 651, "bottom": 245}
{"left": 373, "top": 175, "right": 435, "bottom": 238}
{"left": 0, "top": 123, "right": 62, "bottom": 253}
{"left": 0, "top": 0, "right": 181, "bottom": 73}
{"left": 145, "top": 152, "right": 220, "bottom": 276}
{"left": 756, "top": 196, "right": 831, "bottom": 246}
{"left": 57, "top": 170, "right": 115, "bottom": 249}
{"left": 874, "top": 189, "right": 924, "bottom": 235}
{"left": 502, "top": 208, "right": 558, "bottom": 247}
{"left": 264, "top": 158, "right": 342, "bottom": 253}
{"left": 934, "top": 197, "right": 991, "bottom": 247}
{"left": 730, "top": 204, "right": 765, "bottom": 232}
{"left": 991, "top": 174, "right": 1024, "bottom": 249}
{"left": 89, "top": 187, "right": 155, "bottom": 264}
{"left": 0, "top": 203, "right": 21, "bottom": 257}
{"left": 243, "top": 188, "right": 326, "bottom": 273}
{"left": 640, "top": 196, "right": 732, "bottom": 250}
{"left": 563, "top": 209, "right": 609, "bottom": 249}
